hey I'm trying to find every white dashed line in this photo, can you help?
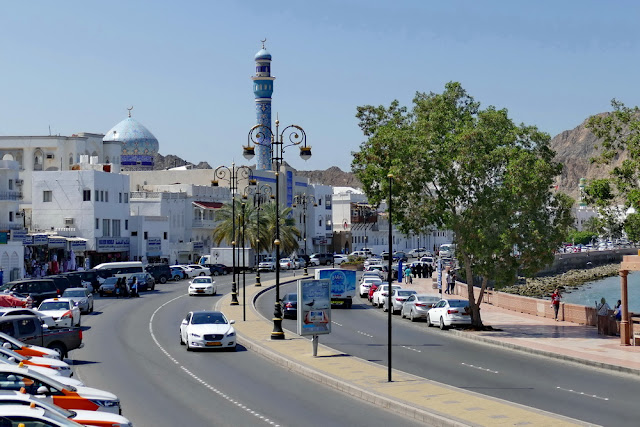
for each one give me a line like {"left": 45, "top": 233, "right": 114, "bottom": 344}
{"left": 401, "top": 345, "right": 421, "bottom": 353}
{"left": 331, "top": 321, "right": 343, "bottom": 327}
{"left": 461, "top": 362, "right": 499, "bottom": 374}
{"left": 356, "top": 331, "right": 373, "bottom": 338}
{"left": 149, "top": 295, "right": 280, "bottom": 426}
{"left": 557, "top": 386, "right": 609, "bottom": 401}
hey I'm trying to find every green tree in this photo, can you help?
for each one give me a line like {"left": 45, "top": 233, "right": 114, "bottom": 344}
{"left": 352, "top": 82, "right": 573, "bottom": 327}
{"left": 624, "top": 213, "right": 640, "bottom": 243}
{"left": 582, "top": 216, "right": 603, "bottom": 235}
{"left": 567, "top": 229, "right": 597, "bottom": 246}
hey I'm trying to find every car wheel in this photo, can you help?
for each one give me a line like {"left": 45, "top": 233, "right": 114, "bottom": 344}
{"left": 401, "top": 308, "right": 405, "bottom": 318}
{"left": 199, "top": 272, "right": 206, "bottom": 276}
{"left": 439, "top": 316, "right": 447, "bottom": 330}
{"left": 411, "top": 310, "right": 417, "bottom": 322}
{"left": 173, "top": 275, "right": 180, "bottom": 281}
{"left": 76, "top": 317, "right": 81, "bottom": 327}
{"left": 159, "top": 276, "right": 168, "bottom": 284}
{"left": 426, "top": 313, "right": 432, "bottom": 327}
{"left": 48, "top": 343, "right": 67, "bottom": 359}
{"left": 382, "top": 302, "right": 387, "bottom": 312}
{"left": 180, "top": 332, "right": 185, "bottom": 345}
{"left": 186, "top": 340, "right": 192, "bottom": 351}
{"left": 213, "top": 271, "right": 220, "bottom": 276}
{"left": 89, "top": 303, "right": 93, "bottom": 313}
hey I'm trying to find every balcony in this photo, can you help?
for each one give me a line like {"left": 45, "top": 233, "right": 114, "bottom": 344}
{"left": 193, "top": 219, "right": 218, "bottom": 229}
{"left": 0, "top": 222, "right": 24, "bottom": 231}
{"left": 0, "top": 191, "right": 22, "bottom": 201}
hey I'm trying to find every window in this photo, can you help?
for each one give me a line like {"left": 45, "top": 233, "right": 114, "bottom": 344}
{"left": 144, "top": 231, "right": 148, "bottom": 240}
{"left": 125, "top": 219, "right": 128, "bottom": 230}
{"left": 43, "top": 190, "right": 52, "bottom": 202}
{"left": 83, "top": 190, "right": 91, "bottom": 201}
{"left": 100, "top": 191, "right": 104, "bottom": 202}
{"left": 318, "top": 198, "right": 321, "bottom": 206}
{"left": 17, "top": 318, "right": 36, "bottom": 335}
{"left": 69, "top": 153, "right": 74, "bottom": 166}
{"left": 105, "top": 191, "right": 109, "bottom": 203}
{"left": 131, "top": 231, "right": 137, "bottom": 236}
{"left": 112, "top": 220, "right": 121, "bottom": 237}
{"left": 164, "top": 232, "right": 168, "bottom": 239}
{"left": 95, "top": 190, "right": 99, "bottom": 201}
{"left": 8, "top": 179, "right": 12, "bottom": 190}
{"left": 124, "top": 193, "right": 129, "bottom": 203}
{"left": 96, "top": 218, "right": 99, "bottom": 229}
{"left": 9, "top": 212, "right": 13, "bottom": 222}
{"left": 103, "top": 219, "right": 110, "bottom": 236}
{"left": 119, "top": 192, "right": 122, "bottom": 203}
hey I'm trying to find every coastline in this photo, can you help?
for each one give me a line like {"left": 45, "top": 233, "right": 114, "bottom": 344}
{"left": 501, "top": 263, "right": 620, "bottom": 298}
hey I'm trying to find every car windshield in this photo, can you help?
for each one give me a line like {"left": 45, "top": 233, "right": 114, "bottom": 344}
{"left": 417, "top": 296, "right": 440, "bottom": 302}
{"left": 39, "top": 302, "right": 70, "bottom": 311}
{"left": 448, "top": 300, "right": 469, "bottom": 308}
{"left": 283, "top": 294, "right": 297, "bottom": 301}
{"left": 62, "top": 290, "right": 86, "bottom": 297}
{"left": 397, "top": 290, "right": 416, "bottom": 296}
{"left": 104, "top": 277, "right": 118, "bottom": 285}
{"left": 191, "top": 312, "right": 227, "bottom": 325}
{"left": 192, "top": 277, "right": 211, "bottom": 284}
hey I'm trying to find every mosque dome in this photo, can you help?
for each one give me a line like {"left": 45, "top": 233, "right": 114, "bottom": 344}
{"left": 103, "top": 115, "right": 159, "bottom": 170}
{"left": 255, "top": 48, "right": 271, "bottom": 61}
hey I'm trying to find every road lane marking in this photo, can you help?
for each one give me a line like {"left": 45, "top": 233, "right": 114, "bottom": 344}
{"left": 461, "top": 362, "right": 499, "bottom": 374}
{"left": 332, "top": 321, "right": 343, "bottom": 326}
{"left": 149, "top": 294, "right": 280, "bottom": 426}
{"left": 401, "top": 345, "right": 422, "bottom": 353}
{"left": 357, "top": 331, "right": 373, "bottom": 338}
{"left": 556, "top": 386, "right": 609, "bottom": 401}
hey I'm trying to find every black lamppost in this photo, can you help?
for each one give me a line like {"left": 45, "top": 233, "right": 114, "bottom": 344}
{"left": 292, "top": 194, "right": 316, "bottom": 275}
{"left": 212, "top": 163, "right": 256, "bottom": 306}
{"left": 243, "top": 119, "right": 312, "bottom": 340}
{"left": 387, "top": 173, "right": 393, "bottom": 382}
{"left": 244, "top": 184, "right": 273, "bottom": 287}
{"left": 241, "top": 201, "right": 247, "bottom": 321}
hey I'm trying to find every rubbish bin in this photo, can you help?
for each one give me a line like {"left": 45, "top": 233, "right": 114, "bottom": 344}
{"left": 597, "top": 315, "right": 609, "bottom": 335}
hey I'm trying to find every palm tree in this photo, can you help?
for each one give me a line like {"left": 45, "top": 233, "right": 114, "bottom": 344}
{"left": 260, "top": 202, "right": 301, "bottom": 255}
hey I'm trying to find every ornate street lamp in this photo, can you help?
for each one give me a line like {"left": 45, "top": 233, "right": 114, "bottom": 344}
{"left": 243, "top": 119, "right": 312, "bottom": 340}
{"left": 292, "top": 194, "right": 317, "bottom": 275}
{"left": 212, "top": 162, "right": 256, "bottom": 306}
{"left": 244, "top": 184, "right": 273, "bottom": 287}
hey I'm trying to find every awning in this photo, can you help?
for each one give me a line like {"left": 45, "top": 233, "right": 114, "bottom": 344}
{"left": 193, "top": 201, "right": 224, "bottom": 210}
{"left": 67, "top": 237, "right": 88, "bottom": 251}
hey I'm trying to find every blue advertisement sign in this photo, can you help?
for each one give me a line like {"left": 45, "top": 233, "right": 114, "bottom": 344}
{"left": 314, "top": 268, "right": 356, "bottom": 300}
{"left": 437, "top": 258, "right": 442, "bottom": 290}
{"left": 286, "top": 170, "right": 293, "bottom": 207}
{"left": 33, "top": 234, "right": 49, "bottom": 246}
{"left": 297, "top": 279, "right": 331, "bottom": 336}
{"left": 146, "top": 238, "right": 162, "bottom": 256}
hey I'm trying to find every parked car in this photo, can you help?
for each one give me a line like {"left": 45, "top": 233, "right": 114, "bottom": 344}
{"left": 279, "top": 258, "right": 294, "bottom": 270}
{"left": 188, "top": 264, "right": 212, "bottom": 276}
{"left": 359, "top": 277, "right": 382, "bottom": 298}
{"left": 0, "top": 308, "right": 56, "bottom": 329}
{"left": 98, "top": 277, "right": 119, "bottom": 297}
{"left": 38, "top": 298, "right": 81, "bottom": 328}
{"left": 188, "top": 277, "right": 217, "bottom": 296}
{"left": 170, "top": 266, "right": 187, "bottom": 281}
{"left": 63, "top": 270, "right": 101, "bottom": 293}
{"left": 145, "top": 263, "right": 171, "bottom": 284}
{"left": 0, "top": 331, "right": 61, "bottom": 360}
{"left": 426, "top": 298, "right": 472, "bottom": 330}
{"left": 306, "top": 255, "right": 320, "bottom": 266}
{"left": 45, "top": 276, "right": 73, "bottom": 295}
{"left": 298, "top": 254, "right": 311, "bottom": 267}
{"left": 58, "top": 273, "right": 86, "bottom": 293}
{"left": 0, "top": 366, "right": 121, "bottom": 414}
{"left": 128, "top": 272, "right": 155, "bottom": 292}
{"left": 389, "top": 289, "right": 418, "bottom": 314}
{"left": 0, "top": 279, "right": 59, "bottom": 306}
{"left": 0, "top": 316, "right": 83, "bottom": 359}
{"left": 372, "top": 284, "right": 402, "bottom": 308}
{"left": 179, "top": 310, "right": 236, "bottom": 351}
{"left": 280, "top": 293, "right": 298, "bottom": 319}
{"left": 258, "top": 258, "right": 276, "bottom": 272}
{"left": 206, "top": 263, "right": 232, "bottom": 276}
{"left": 367, "top": 281, "right": 387, "bottom": 302}
{"left": 61, "top": 288, "right": 94, "bottom": 314}
{"left": 170, "top": 265, "right": 197, "bottom": 278}
{"left": 291, "top": 258, "right": 304, "bottom": 269}
{"left": 0, "top": 346, "right": 73, "bottom": 378}
{"left": 408, "top": 248, "right": 428, "bottom": 258}
{"left": 0, "top": 404, "right": 90, "bottom": 427}
{"left": 0, "top": 353, "right": 82, "bottom": 386}
{"left": 0, "top": 391, "right": 133, "bottom": 427}
{"left": 393, "top": 251, "right": 408, "bottom": 263}
{"left": 309, "top": 253, "right": 333, "bottom": 266}
{"left": 333, "top": 254, "right": 348, "bottom": 265}
{"left": 401, "top": 294, "right": 441, "bottom": 321}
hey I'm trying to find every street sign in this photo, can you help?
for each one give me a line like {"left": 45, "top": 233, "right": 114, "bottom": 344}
{"left": 297, "top": 279, "right": 331, "bottom": 336}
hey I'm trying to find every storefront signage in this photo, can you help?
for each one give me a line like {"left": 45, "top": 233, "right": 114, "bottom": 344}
{"left": 193, "top": 241, "right": 204, "bottom": 251}
{"left": 33, "top": 234, "right": 49, "bottom": 246}
{"left": 10, "top": 229, "right": 27, "bottom": 242}
{"left": 69, "top": 239, "right": 87, "bottom": 251}
{"left": 146, "top": 238, "right": 161, "bottom": 256}
{"left": 48, "top": 237, "right": 67, "bottom": 249}
{"left": 96, "top": 237, "right": 130, "bottom": 253}
{"left": 297, "top": 279, "right": 331, "bottom": 336}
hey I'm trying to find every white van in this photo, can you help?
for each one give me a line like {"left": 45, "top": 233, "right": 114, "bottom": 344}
{"left": 93, "top": 261, "right": 144, "bottom": 281}
{"left": 439, "top": 244, "right": 456, "bottom": 258}
{"left": 349, "top": 251, "right": 369, "bottom": 259}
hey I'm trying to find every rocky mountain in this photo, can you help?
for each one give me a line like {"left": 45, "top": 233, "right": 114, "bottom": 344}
{"left": 153, "top": 153, "right": 362, "bottom": 188}
{"left": 550, "top": 115, "right": 623, "bottom": 200}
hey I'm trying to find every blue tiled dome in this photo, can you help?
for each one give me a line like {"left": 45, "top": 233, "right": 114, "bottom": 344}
{"left": 103, "top": 117, "right": 159, "bottom": 156}
{"left": 255, "top": 48, "right": 272, "bottom": 61}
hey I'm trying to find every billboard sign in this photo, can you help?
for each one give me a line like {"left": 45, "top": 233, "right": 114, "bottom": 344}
{"left": 297, "top": 279, "right": 331, "bottom": 336}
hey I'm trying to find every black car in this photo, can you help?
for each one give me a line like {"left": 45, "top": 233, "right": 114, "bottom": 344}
{"left": 64, "top": 270, "right": 102, "bottom": 291}
{"left": 393, "top": 251, "right": 408, "bottom": 263}
{"left": 145, "top": 264, "right": 171, "bottom": 284}
{"left": 205, "top": 264, "right": 232, "bottom": 276}
{"left": 59, "top": 273, "right": 83, "bottom": 290}
{"left": 280, "top": 293, "right": 298, "bottom": 319}
{"left": 0, "top": 279, "right": 59, "bottom": 305}
{"left": 45, "top": 275, "right": 72, "bottom": 294}
{"left": 128, "top": 273, "right": 155, "bottom": 292}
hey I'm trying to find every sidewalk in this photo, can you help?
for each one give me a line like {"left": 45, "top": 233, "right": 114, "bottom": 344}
{"left": 404, "top": 275, "right": 640, "bottom": 375}
{"left": 216, "top": 276, "right": 591, "bottom": 427}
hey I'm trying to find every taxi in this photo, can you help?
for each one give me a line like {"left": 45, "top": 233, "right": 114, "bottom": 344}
{"left": 0, "top": 347, "right": 73, "bottom": 377}
{"left": 0, "top": 332, "right": 60, "bottom": 360}
{"left": 38, "top": 298, "right": 81, "bottom": 328}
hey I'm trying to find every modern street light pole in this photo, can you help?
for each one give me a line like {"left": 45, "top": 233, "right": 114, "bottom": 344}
{"left": 292, "top": 194, "right": 316, "bottom": 275}
{"left": 244, "top": 184, "right": 273, "bottom": 287}
{"left": 387, "top": 173, "right": 393, "bottom": 382}
{"left": 212, "top": 163, "right": 255, "bottom": 306}
{"left": 244, "top": 119, "right": 312, "bottom": 340}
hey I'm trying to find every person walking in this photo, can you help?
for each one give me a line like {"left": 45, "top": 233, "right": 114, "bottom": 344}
{"left": 130, "top": 277, "right": 138, "bottom": 298}
{"left": 551, "top": 288, "right": 562, "bottom": 321}
{"left": 444, "top": 268, "right": 452, "bottom": 294}
{"left": 614, "top": 299, "right": 622, "bottom": 321}
{"left": 404, "top": 266, "right": 413, "bottom": 284}
{"left": 449, "top": 270, "right": 456, "bottom": 294}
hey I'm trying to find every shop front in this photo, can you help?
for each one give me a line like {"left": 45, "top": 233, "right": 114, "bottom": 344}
{"left": 90, "top": 237, "right": 130, "bottom": 266}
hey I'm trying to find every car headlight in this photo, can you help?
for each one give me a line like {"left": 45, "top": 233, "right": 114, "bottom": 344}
{"left": 190, "top": 333, "right": 201, "bottom": 338}
{"left": 226, "top": 331, "right": 235, "bottom": 337}
{"left": 90, "top": 399, "right": 120, "bottom": 408}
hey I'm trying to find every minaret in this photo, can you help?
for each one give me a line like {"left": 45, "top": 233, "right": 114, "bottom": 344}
{"left": 252, "top": 40, "right": 275, "bottom": 171}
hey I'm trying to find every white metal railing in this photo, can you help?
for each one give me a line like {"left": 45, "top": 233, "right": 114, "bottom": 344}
{"left": 0, "top": 191, "right": 22, "bottom": 201}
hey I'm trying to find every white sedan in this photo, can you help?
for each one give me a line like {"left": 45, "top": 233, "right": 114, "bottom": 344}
{"left": 38, "top": 298, "right": 81, "bottom": 327}
{"left": 188, "top": 277, "right": 217, "bottom": 296}
{"left": 372, "top": 284, "right": 402, "bottom": 308}
{"left": 359, "top": 277, "right": 382, "bottom": 298}
{"left": 426, "top": 298, "right": 472, "bottom": 330}
{"left": 171, "top": 264, "right": 198, "bottom": 278}
{"left": 279, "top": 258, "right": 293, "bottom": 270}
{"left": 188, "top": 264, "right": 212, "bottom": 276}
{"left": 333, "top": 254, "right": 348, "bottom": 264}
{"left": 180, "top": 310, "right": 236, "bottom": 351}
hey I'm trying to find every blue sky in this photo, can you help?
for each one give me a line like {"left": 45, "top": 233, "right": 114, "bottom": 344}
{"left": 1, "top": 1, "right": 639, "bottom": 171}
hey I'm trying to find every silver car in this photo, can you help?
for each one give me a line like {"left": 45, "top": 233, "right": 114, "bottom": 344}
{"left": 401, "top": 294, "right": 441, "bottom": 321}
{"left": 61, "top": 287, "right": 94, "bottom": 314}
{"left": 389, "top": 289, "right": 417, "bottom": 314}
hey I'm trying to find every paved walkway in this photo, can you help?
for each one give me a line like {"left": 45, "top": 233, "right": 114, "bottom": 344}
{"left": 405, "top": 275, "right": 640, "bottom": 375}
{"left": 216, "top": 275, "right": 594, "bottom": 427}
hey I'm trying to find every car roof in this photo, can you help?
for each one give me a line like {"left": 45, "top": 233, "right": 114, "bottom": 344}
{"left": 40, "top": 298, "right": 72, "bottom": 303}
{"left": 62, "top": 288, "right": 87, "bottom": 293}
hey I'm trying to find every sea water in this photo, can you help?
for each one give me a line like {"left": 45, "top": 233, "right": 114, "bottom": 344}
{"left": 561, "top": 271, "right": 640, "bottom": 312}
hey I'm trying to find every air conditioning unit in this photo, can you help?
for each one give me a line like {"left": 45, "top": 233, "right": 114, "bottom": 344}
{"left": 64, "top": 218, "right": 74, "bottom": 226}
{"left": 15, "top": 179, "right": 23, "bottom": 185}
{"left": 14, "top": 211, "right": 22, "bottom": 217}
{"left": 46, "top": 153, "right": 55, "bottom": 159}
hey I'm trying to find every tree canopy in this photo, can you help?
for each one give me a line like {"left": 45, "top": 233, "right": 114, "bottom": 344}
{"left": 352, "top": 82, "right": 573, "bottom": 327}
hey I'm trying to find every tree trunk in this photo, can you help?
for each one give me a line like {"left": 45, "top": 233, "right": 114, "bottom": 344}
{"left": 461, "top": 250, "right": 483, "bottom": 328}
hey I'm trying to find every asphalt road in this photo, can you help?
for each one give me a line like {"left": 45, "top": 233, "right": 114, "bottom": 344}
{"left": 256, "top": 276, "right": 640, "bottom": 427}
{"left": 71, "top": 271, "right": 425, "bottom": 427}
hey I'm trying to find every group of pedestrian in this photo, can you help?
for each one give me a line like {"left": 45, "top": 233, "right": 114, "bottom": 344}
{"left": 444, "top": 268, "right": 456, "bottom": 294}
{"left": 115, "top": 276, "right": 139, "bottom": 299}
{"left": 402, "top": 262, "right": 434, "bottom": 284}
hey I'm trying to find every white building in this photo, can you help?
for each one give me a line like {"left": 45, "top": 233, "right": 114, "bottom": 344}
{"left": 0, "top": 157, "right": 25, "bottom": 281}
